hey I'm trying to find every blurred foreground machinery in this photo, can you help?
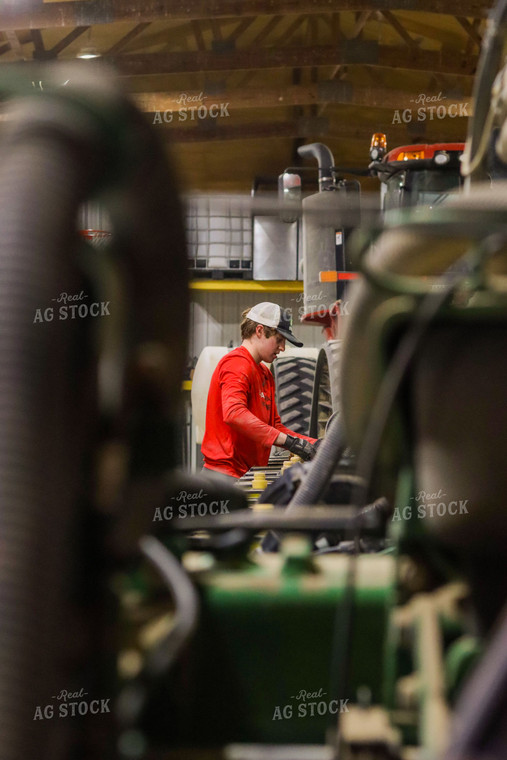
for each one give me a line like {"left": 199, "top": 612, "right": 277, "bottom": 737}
{"left": 5, "top": 1, "right": 507, "bottom": 757}
{"left": 0, "top": 64, "right": 189, "bottom": 760}
{"left": 125, "top": 0, "right": 507, "bottom": 754}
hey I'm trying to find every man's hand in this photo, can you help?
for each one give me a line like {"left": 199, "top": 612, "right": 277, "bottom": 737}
{"left": 283, "top": 435, "right": 317, "bottom": 461}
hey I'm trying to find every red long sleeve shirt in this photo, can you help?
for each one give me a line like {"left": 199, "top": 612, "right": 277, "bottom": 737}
{"left": 202, "top": 346, "right": 316, "bottom": 478}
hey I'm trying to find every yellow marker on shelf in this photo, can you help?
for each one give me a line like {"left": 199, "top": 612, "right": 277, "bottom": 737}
{"left": 251, "top": 472, "right": 268, "bottom": 490}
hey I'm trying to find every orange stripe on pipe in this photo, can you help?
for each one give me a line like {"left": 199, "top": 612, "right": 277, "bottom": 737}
{"left": 319, "top": 271, "right": 359, "bottom": 282}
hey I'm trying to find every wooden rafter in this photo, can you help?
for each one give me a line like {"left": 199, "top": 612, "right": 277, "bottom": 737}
{"left": 380, "top": 10, "right": 419, "bottom": 50}
{"left": 456, "top": 16, "right": 483, "bottom": 48}
{"left": 210, "top": 18, "right": 223, "bottom": 41}
{"left": 352, "top": 11, "right": 373, "bottom": 39}
{"left": 275, "top": 15, "right": 307, "bottom": 46}
{"left": 154, "top": 118, "right": 465, "bottom": 144}
{"left": 49, "top": 26, "right": 91, "bottom": 57}
{"left": 4, "top": 30, "right": 24, "bottom": 59}
{"left": 135, "top": 82, "right": 472, "bottom": 114}
{"left": 465, "top": 18, "right": 481, "bottom": 55}
{"left": 104, "top": 23, "right": 150, "bottom": 56}
{"left": 0, "top": 0, "right": 493, "bottom": 31}
{"left": 31, "top": 29, "right": 45, "bottom": 58}
{"left": 105, "top": 43, "right": 478, "bottom": 78}
{"left": 249, "top": 15, "right": 285, "bottom": 47}
{"left": 224, "top": 18, "right": 256, "bottom": 44}
{"left": 332, "top": 13, "right": 343, "bottom": 40}
{"left": 234, "top": 16, "right": 284, "bottom": 89}
{"left": 191, "top": 20, "right": 206, "bottom": 51}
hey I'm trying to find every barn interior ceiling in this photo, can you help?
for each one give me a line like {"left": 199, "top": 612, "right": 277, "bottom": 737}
{"left": 0, "top": 1, "right": 495, "bottom": 192}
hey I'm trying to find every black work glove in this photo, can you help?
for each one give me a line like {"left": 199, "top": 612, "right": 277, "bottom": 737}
{"left": 283, "top": 435, "right": 317, "bottom": 462}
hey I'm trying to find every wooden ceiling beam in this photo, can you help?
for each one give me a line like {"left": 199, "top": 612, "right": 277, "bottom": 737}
{"left": 135, "top": 82, "right": 472, "bottom": 114}
{"left": 4, "top": 30, "right": 25, "bottom": 60}
{"left": 224, "top": 18, "right": 256, "bottom": 44}
{"left": 274, "top": 15, "right": 307, "bottom": 46}
{"left": 31, "top": 29, "right": 45, "bottom": 59}
{"left": 380, "top": 10, "right": 419, "bottom": 50}
{"left": 104, "top": 22, "right": 151, "bottom": 56}
{"left": 106, "top": 42, "right": 478, "bottom": 77}
{"left": 157, "top": 118, "right": 465, "bottom": 143}
{"left": 456, "top": 16, "right": 483, "bottom": 48}
{"left": 234, "top": 15, "right": 284, "bottom": 88}
{"left": 351, "top": 11, "right": 373, "bottom": 39}
{"left": 191, "top": 20, "right": 206, "bottom": 51}
{"left": 0, "top": 0, "right": 493, "bottom": 32}
{"left": 48, "top": 26, "right": 91, "bottom": 58}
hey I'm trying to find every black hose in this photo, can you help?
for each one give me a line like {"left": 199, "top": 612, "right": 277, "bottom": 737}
{"left": 0, "top": 117, "right": 102, "bottom": 760}
{"left": 139, "top": 536, "right": 199, "bottom": 677}
{"left": 287, "top": 413, "right": 347, "bottom": 510}
{"left": 261, "top": 414, "right": 347, "bottom": 551}
{"left": 116, "top": 538, "right": 199, "bottom": 735}
{"left": 0, "top": 69, "right": 189, "bottom": 760}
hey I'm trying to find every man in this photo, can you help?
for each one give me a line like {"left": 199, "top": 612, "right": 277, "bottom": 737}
{"left": 202, "top": 302, "right": 318, "bottom": 480}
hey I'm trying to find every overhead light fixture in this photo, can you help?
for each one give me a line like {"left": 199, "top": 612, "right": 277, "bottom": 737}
{"left": 77, "top": 47, "right": 101, "bottom": 60}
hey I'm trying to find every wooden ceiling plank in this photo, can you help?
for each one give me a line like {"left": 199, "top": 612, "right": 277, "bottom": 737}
{"left": 456, "top": 16, "right": 483, "bottom": 48}
{"left": 49, "top": 26, "right": 91, "bottom": 57}
{"left": 0, "top": 1, "right": 493, "bottom": 32}
{"left": 380, "top": 10, "right": 419, "bottom": 50}
{"left": 108, "top": 43, "right": 478, "bottom": 77}
{"left": 104, "top": 22, "right": 150, "bottom": 56}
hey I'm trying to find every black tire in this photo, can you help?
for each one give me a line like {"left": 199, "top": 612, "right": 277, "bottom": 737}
{"left": 309, "top": 340, "right": 342, "bottom": 438}
{"left": 273, "top": 356, "right": 317, "bottom": 436}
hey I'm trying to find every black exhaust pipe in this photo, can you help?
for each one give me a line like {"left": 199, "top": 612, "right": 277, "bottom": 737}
{"left": 297, "top": 142, "right": 335, "bottom": 191}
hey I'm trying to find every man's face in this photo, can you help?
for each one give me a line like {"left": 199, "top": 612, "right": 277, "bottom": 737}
{"left": 259, "top": 327, "right": 286, "bottom": 363}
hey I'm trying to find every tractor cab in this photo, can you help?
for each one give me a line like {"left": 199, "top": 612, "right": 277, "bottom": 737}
{"left": 369, "top": 134, "right": 465, "bottom": 212}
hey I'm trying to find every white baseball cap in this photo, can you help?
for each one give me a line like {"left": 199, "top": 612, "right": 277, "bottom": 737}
{"left": 246, "top": 302, "right": 303, "bottom": 347}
